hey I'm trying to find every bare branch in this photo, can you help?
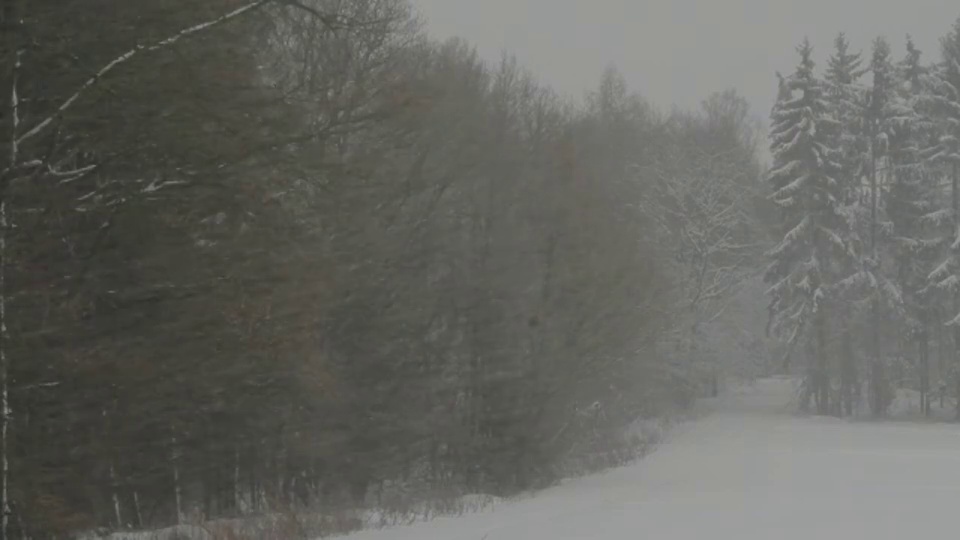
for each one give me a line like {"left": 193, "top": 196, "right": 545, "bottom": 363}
{"left": 9, "top": 50, "right": 22, "bottom": 167}
{"left": 142, "top": 179, "right": 189, "bottom": 194}
{"left": 275, "top": 0, "right": 343, "bottom": 28}
{"left": 11, "top": 381, "right": 60, "bottom": 393}
{"left": 16, "top": 0, "right": 274, "bottom": 147}
{"left": 275, "top": 0, "right": 401, "bottom": 30}
{"left": 49, "top": 163, "right": 97, "bottom": 179}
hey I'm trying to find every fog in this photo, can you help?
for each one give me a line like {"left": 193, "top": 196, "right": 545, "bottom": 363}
{"left": 415, "top": 0, "right": 956, "bottom": 117}
{"left": 6, "top": 1, "right": 960, "bottom": 539}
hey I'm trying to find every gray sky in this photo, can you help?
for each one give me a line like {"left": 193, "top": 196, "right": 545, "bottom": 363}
{"left": 412, "top": 0, "right": 958, "bottom": 122}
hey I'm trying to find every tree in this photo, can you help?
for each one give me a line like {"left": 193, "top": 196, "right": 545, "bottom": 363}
{"left": 861, "top": 36, "right": 901, "bottom": 417}
{"left": 825, "top": 32, "right": 868, "bottom": 198}
{"left": 642, "top": 90, "right": 764, "bottom": 398}
{"left": 0, "top": 1, "right": 766, "bottom": 535}
{"left": 823, "top": 33, "right": 867, "bottom": 414}
{"left": 1, "top": 1, "right": 288, "bottom": 534}
{"left": 0, "top": 0, "right": 383, "bottom": 534}
{"left": 887, "top": 35, "right": 939, "bottom": 416}
{"left": 922, "top": 16, "right": 960, "bottom": 418}
{"left": 765, "top": 39, "right": 851, "bottom": 415}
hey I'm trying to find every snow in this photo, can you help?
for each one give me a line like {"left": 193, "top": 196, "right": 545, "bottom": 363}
{"left": 771, "top": 173, "right": 809, "bottom": 200}
{"left": 768, "top": 160, "right": 802, "bottom": 182}
{"left": 339, "top": 377, "right": 960, "bottom": 540}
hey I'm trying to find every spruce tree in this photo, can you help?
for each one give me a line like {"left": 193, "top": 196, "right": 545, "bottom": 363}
{"left": 766, "top": 39, "right": 851, "bottom": 415}
{"left": 926, "top": 18, "right": 960, "bottom": 308}
{"left": 924, "top": 16, "right": 960, "bottom": 416}
{"left": 824, "top": 33, "right": 867, "bottom": 414}
{"left": 861, "top": 36, "right": 902, "bottom": 416}
{"left": 825, "top": 32, "right": 868, "bottom": 203}
{"left": 888, "top": 35, "right": 939, "bottom": 415}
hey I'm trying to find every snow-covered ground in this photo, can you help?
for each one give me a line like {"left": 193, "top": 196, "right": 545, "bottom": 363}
{"left": 341, "top": 377, "right": 960, "bottom": 540}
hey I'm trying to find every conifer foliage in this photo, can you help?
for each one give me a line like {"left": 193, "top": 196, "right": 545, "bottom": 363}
{"left": 766, "top": 16, "right": 960, "bottom": 419}
{"left": 766, "top": 39, "right": 851, "bottom": 414}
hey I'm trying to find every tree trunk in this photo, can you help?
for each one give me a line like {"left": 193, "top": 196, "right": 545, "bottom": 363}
{"left": 1, "top": 2, "right": 22, "bottom": 537}
{"left": 869, "top": 140, "right": 884, "bottom": 418}
{"left": 919, "top": 309, "right": 930, "bottom": 417}
{"left": 172, "top": 434, "right": 183, "bottom": 525}
{"left": 0, "top": 199, "right": 8, "bottom": 540}
{"left": 954, "top": 162, "right": 960, "bottom": 421}
{"left": 234, "top": 446, "right": 242, "bottom": 514}
{"left": 110, "top": 462, "right": 123, "bottom": 528}
{"left": 840, "top": 313, "right": 855, "bottom": 417}
{"left": 133, "top": 491, "right": 143, "bottom": 528}
{"left": 248, "top": 447, "right": 259, "bottom": 512}
{"left": 816, "top": 311, "right": 829, "bottom": 416}
{"left": 870, "top": 298, "right": 884, "bottom": 418}
{"left": 203, "top": 458, "right": 215, "bottom": 520}
{"left": 937, "top": 308, "right": 946, "bottom": 384}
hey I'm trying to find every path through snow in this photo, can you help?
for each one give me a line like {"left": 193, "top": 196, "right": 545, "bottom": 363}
{"left": 341, "top": 377, "right": 960, "bottom": 539}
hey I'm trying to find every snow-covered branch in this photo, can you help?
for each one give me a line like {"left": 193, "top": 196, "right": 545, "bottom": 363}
{"left": 9, "top": 50, "right": 22, "bottom": 166}
{"left": 142, "top": 179, "right": 190, "bottom": 194}
{"left": 16, "top": 0, "right": 274, "bottom": 147}
{"left": 636, "top": 152, "right": 763, "bottom": 334}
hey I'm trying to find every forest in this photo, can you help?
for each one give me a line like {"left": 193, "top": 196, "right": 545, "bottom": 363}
{"left": 766, "top": 24, "right": 960, "bottom": 418}
{"left": 0, "top": 1, "right": 765, "bottom": 536}
{"left": 2, "top": 0, "right": 957, "bottom": 539}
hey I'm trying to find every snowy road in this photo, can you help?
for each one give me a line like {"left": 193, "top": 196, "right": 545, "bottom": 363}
{"left": 343, "top": 377, "right": 960, "bottom": 540}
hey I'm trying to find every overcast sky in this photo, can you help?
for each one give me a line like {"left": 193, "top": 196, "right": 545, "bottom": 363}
{"left": 412, "top": 0, "right": 958, "bottom": 123}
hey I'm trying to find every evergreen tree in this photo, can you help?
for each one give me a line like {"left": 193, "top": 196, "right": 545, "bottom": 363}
{"left": 825, "top": 32, "right": 868, "bottom": 203}
{"left": 860, "top": 36, "right": 903, "bottom": 416}
{"left": 765, "top": 39, "right": 852, "bottom": 415}
{"left": 888, "top": 35, "right": 939, "bottom": 415}
{"left": 925, "top": 18, "right": 960, "bottom": 302}
{"left": 826, "top": 32, "right": 867, "bottom": 85}
{"left": 823, "top": 33, "right": 867, "bottom": 414}
{"left": 924, "top": 16, "right": 960, "bottom": 416}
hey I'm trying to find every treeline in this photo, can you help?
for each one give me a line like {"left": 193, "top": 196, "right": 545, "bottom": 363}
{"left": 1, "top": 0, "right": 762, "bottom": 537}
{"left": 765, "top": 18, "right": 960, "bottom": 417}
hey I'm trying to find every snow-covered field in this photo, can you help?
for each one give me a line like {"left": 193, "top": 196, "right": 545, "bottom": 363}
{"left": 342, "top": 377, "right": 960, "bottom": 540}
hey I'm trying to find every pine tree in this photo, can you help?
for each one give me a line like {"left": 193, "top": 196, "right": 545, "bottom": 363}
{"left": 765, "top": 39, "right": 851, "bottom": 415}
